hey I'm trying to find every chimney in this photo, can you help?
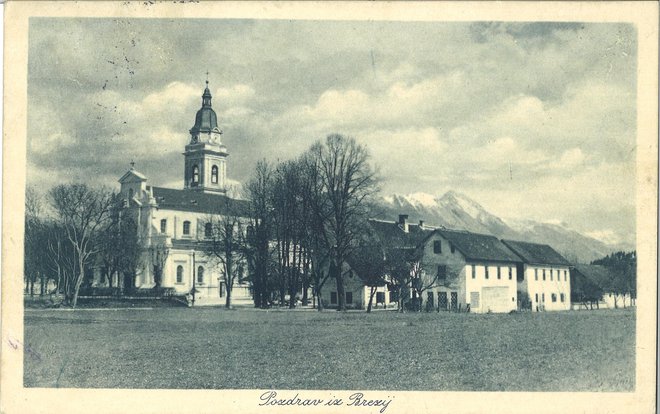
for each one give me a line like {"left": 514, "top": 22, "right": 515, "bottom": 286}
{"left": 398, "top": 214, "right": 409, "bottom": 233}
{"left": 419, "top": 220, "right": 424, "bottom": 229}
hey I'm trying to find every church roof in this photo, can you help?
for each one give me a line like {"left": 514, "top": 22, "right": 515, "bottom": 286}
{"left": 151, "top": 186, "right": 249, "bottom": 216}
{"left": 118, "top": 168, "right": 147, "bottom": 183}
{"left": 501, "top": 239, "right": 571, "bottom": 266}
{"left": 190, "top": 82, "right": 219, "bottom": 135}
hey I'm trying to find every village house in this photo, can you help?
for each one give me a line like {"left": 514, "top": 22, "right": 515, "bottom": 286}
{"left": 501, "top": 240, "right": 572, "bottom": 311}
{"left": 330, "top": 215, "right": 524, "bottom": 313}
{"left": 94, "top": 81, "right": 253, "bottom": 306}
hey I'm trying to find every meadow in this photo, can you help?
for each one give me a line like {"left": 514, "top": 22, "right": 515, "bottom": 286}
{"left": 23, "top": 307, "right": 635, "bottom": 391}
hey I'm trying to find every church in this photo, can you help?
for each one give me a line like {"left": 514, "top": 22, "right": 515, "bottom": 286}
{"left": 110, "top": 81, "right": 253, "bottom": 306}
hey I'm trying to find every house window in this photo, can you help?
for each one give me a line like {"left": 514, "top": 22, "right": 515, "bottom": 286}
{"left": 160, "top": 219, "right": 167, "bottom": 234}
{"left": 176, "top": 265, "right": 183, "bottom": 283}
{"left": 330, "top": 292, "right": 338, "bottom": 305}
{"left": 433, "top": 240, "right": 442, "bottom": 254}
{"left": 183, "top": 221, "right": 191, "bottom": 236}
{"left": 560, "top": 293, "right": 565, "bottom": 302}
{"left": 450, "top": 243, "right": 455, "bottom": 254}
{"left": 542, "top": 293, "right": 545, "bottom": 302}
{"left": 508, "top": 267, "right": 512, "bottom": 280}
{"left": 550, "top": 270, "right": 553, "bottom": 281}
{"left": 197, "top": 266, "right": 204, "bottom": 284}
{"left": 211, "top": 165, "right": 219, "bottom": 184}
{"left": 192, "top": 165, "right": 199, "bottom": 186}
{"left": 346, "top": 292, "right": 353, "bottom": 304}
{"left": 534, "top": 269, "right": 538, "bottom": 281}
{"left": 551, "top": 293, "right": 557, "bottom": 303}
{"left": 471, "top": 265, "right": 476, "bottom": 279}
{"left": 437, "top": 265, "right": 447, "bottom": 280}
{"left": 535, "top": 293, "right": 538, "bottom": 303}
{"left": 376, "top": 292, "right": 385, "bottom": 303}
{"left": 564, "top": 270, "right": 567, "bottom": 281}
{"left": 497, "top": 266, "right": 501, "bottom": 279}
{"left": 205, "top": 222, "right": 213, "bottom": 238}
{"left": 485, "top": 266, "right": 489, "bottom": 279}
{"left": 542, "top": 269, "right": 546, "bottom": 281}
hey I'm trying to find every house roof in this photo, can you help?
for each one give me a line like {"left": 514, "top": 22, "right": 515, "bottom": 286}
{"left": 152, "top": 186, "right": 249, "bottom": 216}
{"left": 437, "top": 230, "right": 522, "bottom": 263}
{"left": 366, "top": 219, "right": 433, "bottom": 249}
{"left": 501, "top": 239, "right": 571, "bottom": 266}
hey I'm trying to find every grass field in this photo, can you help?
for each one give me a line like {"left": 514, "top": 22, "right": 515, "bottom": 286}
{"left": 23, "top": 308, "right": 635, "bottom": 391}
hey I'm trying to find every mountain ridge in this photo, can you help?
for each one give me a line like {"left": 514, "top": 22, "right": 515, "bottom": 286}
{"left": 372, "top": 191, "right": 633, "bottom": 264}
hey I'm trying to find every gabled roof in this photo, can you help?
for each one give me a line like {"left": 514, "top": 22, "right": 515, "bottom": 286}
{"left": 118, "top": 168, "right": 147, "bottom": 183}
{"left": 366, "top": 219, "right": 433, "bottom": 249}
{"left": 437, "top": 229, "right": 522, "bottom": 263}
{"left": 501, "top": 239, "right": 571, "bottom": 266}
{"left": 152, "top": 186, "right": 249, "bottom": 216}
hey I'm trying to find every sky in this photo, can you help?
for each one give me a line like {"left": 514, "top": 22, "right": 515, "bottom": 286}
{"left": 27, "top": 18, "right": 637, "bottom": 246}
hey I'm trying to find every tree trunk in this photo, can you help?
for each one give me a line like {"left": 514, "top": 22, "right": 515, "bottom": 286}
{"left": 225, "top": 283, "right": 233, "bottom": 309}
{"left": 335, "top": 260, "right": 346, "bottom": 311}
{"left": 29, "top": 279, "right": 35, "bottom": 298}
{"left": 40, "top": 273, "right": 46, "bottom": 296}
{"left": 366, "top": 286, "right": 376, "bottom": 313}
{"left": 316, "top": 291, "right": 324, "bottom": 311}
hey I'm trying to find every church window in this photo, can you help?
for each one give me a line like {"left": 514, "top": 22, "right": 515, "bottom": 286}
{"left": 160, "top": 219, "right": 167, "bottom": 234}
{"left": 192, "top": 165, "right": 199, "bottom": 186}
{"left": 211, "top": 165, "right": 219, "bottom": 184}
{"left": 197, "top": 266, "right": 204, "bottom": 284}
{"left": 205, "top": 222, "right": 213, "bottom": 238}
{"left": 433, "top": 240, "right": 441, "bottom": 254}
{"left": 128, "top": 188, "right": 134, "bottom": 199}
{"left": 183, "top": 221, "right": 191, "bottom": 236}
{"left": 176, "top": 265, "right": 183, "bottom": 283}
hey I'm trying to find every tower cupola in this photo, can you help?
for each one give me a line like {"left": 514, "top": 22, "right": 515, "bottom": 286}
{"left": 183, "top": 78, "right": 228, "bottom": 194}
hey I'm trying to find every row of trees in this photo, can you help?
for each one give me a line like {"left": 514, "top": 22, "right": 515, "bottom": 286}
{"left": 24, "top": 185, "right": 141, "bottom": 308}
{"left": 242, "top": 134, "right": 444, "bottom": 312}
{"left": 592, "top": 251, "right": 636, "bottom": 308}
{"left": 244, "top": 134, "right": 380, "bottom": 311}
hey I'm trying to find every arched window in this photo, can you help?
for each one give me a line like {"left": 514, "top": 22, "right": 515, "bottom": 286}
{"left": 192, "top": 165, "right": 199, "bottom": 186}
{"left": 205, "top": 222, "right": 213, "bottom": 238}
{"left": 211, "top": 165, "right": 219, "bottom": 184}
{"left": 197, "top": 266, "right": 204, "bottom": 283}
{"left": 176, "top": 265, "right": 183, "bottom": 283}
{"left": 183, "top": 221, "right": 191, "bottom": 235}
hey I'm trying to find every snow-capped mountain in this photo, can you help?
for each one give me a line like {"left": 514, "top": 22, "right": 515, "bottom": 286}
{"left": 373, "top": 191, "right": 632, "bottom": 264}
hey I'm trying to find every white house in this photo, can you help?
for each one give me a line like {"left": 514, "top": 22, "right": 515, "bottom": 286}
{"left": 363, "top": 216, "right": 522, "bottom": 313}
{"left": 501, "top": 240, "right": 571, "bottom": 311}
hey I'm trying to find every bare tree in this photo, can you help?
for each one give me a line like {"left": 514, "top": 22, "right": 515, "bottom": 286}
{"left": 204, "top": 212, "right": 245, "bottom": 309}
{"left": 48, "top": 184, "right": 114, "bottom": 308}
{"left": 310, "top": 134, "right": 379, "bottom": 311}
{"left": 245, "top": 160, "right": 275, "bottom": 308}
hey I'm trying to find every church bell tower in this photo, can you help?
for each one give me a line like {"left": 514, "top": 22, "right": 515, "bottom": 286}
{"left": 183, "top": 79, "right": 228, "bottom": 194}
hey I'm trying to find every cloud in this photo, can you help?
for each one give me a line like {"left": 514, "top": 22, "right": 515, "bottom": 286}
{"left": 26, "top": 19, "right": 638, "bottom": 246}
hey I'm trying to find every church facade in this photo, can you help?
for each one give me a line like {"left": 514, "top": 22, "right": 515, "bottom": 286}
{"left": 104, "top": 81, "right": 252, "bottom": 306}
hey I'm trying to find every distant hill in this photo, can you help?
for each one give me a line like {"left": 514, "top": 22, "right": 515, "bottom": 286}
{"left": 371, "top": 190, "right": 632, "bottom": 264}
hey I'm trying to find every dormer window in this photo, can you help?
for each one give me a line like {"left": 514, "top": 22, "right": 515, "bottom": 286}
{"left": 211, "top": 165, "right": 219, "bottom": 184}
{"left": 183, "top": 221, "right": 191, "bottom": 236}
{"left": 192, "top": 165, "right": 199, "bottom": 186}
